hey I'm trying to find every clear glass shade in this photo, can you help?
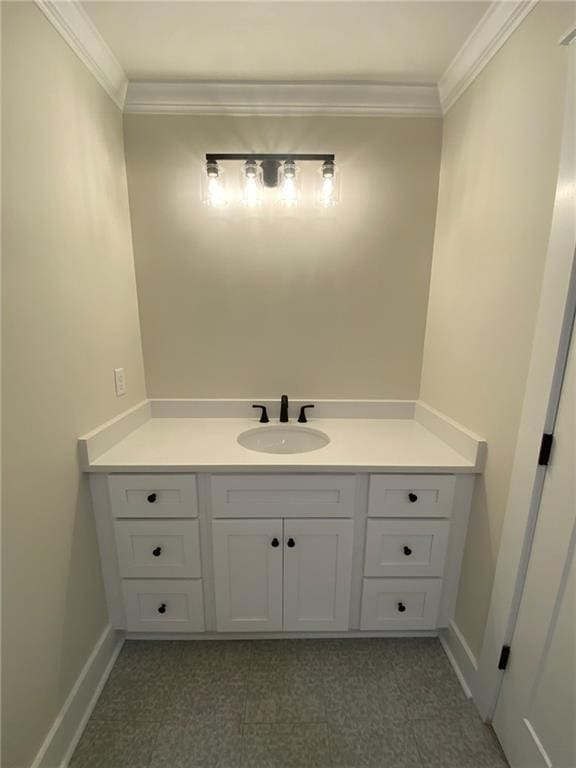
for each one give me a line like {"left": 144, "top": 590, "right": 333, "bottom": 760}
{"left": 279, "top": 160, "right": 300, "bottom": 207}
{"left": 316, "top": 161, "right": 340, "bottom": 207}
{"left": 201, "top": 161, "right": 228, "bottom": 208}
{"left": 241, "top": 160, "right": 263, "bottom": 208}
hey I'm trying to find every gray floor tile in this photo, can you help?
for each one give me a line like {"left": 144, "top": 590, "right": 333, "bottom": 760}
{"left": 249, "top": 663, "right": 324, "bottom": 693}
{"left": 241, "top": 724, "right": 331, "bottom": 768}
{"left": 149, "top": 721, "right": 242, "bottom": 768}
{"left": 249, "top": 639, "right": 326, "bottom": 655}
{"left": 396, "top": 666, "right": 478, "bottom": 720}
{"left": 92, "top": 669, "right": 173, "bottom": 721}
{"left": 328, "top": 721, "right": 423, "bottom": 768}
{"left": 318, "top": 638, "right": 398, "bottom": 669}
{"left": 250, "top": 641, "right": 327, "bottom": 678}
{"left": 387, "top": 638, "right": 453, "bottom": 674}
{"left": 179, "top": 641, "right": 253, "bottom": 672}
{"left": 324, "top": 672, "right": 407, "bottom": 724}
{"left": 245, "top": 654, "right": 325, "bottom": 723}
{"left": 113, "top": 640, "right": 183, "bottom": 676}
{"left": 163, "top": 670, "right": 247, "bottom": 724}
{"left": 244, "top": 680, "right": 325, "bottom": 723}
{"left": 413, "top": 718, "right": 509, "bottom": 768}
{"left": 69, "top": 720, "right": 160, "bottom": 768}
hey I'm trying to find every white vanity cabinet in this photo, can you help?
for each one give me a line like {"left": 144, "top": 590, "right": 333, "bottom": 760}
{"left": 212, "top": 517, "right": 354, "bottom": 632}
{"left": 89, "top": 469, "right": 473, "bottom": 637}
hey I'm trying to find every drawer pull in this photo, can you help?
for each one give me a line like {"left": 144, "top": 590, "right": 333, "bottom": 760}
{"left": 147, "top": 493, "right": 157, "bottom": 504}
{"left": 403, "top": 545, "right": 413, "bottom": 556}
{"left": 158, "top": 603, "right": 167, "bottom": 614}
{"left": 271, "top": 538, "right": 280, "bottom": 548}
{"left": 287, "top": 538, "right": 296, "bottom": 548}
{"left": 408, "top": 493, "right": 418, "bottom": 503}
{"left": 152, "top": 546, "right": 162, "bottom": 557}
{"left": 397, "top": 602, "right": 407, "bottom": 613}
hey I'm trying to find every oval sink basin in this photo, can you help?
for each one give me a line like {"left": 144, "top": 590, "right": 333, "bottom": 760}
{"left": 238, "top": 426, "right": 330, "bottom": 454}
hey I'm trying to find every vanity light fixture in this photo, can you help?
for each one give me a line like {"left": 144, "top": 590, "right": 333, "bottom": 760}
{"left": 203, "top": 154, "right": 338, "bottom": 208}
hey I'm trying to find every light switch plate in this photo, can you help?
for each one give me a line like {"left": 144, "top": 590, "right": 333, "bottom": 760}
{"left": 114, "top": 367, "right": 126, "bottom": 396}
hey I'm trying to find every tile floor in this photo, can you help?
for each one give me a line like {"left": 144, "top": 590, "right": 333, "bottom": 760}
{"left": 71, "top": 638, "right": 509, "bottom": 768}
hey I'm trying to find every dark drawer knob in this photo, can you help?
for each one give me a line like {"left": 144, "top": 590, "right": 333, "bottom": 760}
{"left": 287, "top": 538, "right": 296, "bottom": 548}
{"left": 397, "top": 602, "right": 407, "bottom": 613}
{"left": 147, "top": 493, "right": 157, "bottom": 503}
{"left": 152, "top": 546, "right": 162, "bottom": 557}
{"left": 271, "top": 538, "right": 280, "bottom": 548}
{"left": 408, "top": 493, "right": 418, "bottom": 503}
{"left": 158, "top": 603, "right": 167, "bottom": 614}
{"left": 403, "top": 546, "right": 413, "bottom": 556}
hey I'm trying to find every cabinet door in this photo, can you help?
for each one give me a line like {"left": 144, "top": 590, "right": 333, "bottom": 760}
{"left": 283, "top": 519, "right": 353, "bottom": 631}
{"left": 212, "top": 519, "right": 283, "bottom": 632}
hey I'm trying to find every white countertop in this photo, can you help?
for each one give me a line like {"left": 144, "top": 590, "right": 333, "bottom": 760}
{"left": 85, "top": 417, "right": 479, "bottom": 473}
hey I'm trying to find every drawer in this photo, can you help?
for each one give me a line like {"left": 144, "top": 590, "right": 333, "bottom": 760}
{"left": 361, "top": 578, "right": 442, "bottom": 630}
{"left": 368, "top": 475, "right": 455, "bottom": 518}
{"left": 108, "top": 474, "right": 197, "bottom": 518}
{"left": 122, "top": 579, "right": 205, "bottom": 632}
{"left": 364, "top": 520, "right": 450, "bottom": 577}
{"left": 211, "top": 474, "right": 356, "bottom": 518}
{"left": 115, "top": 520, "right": 201, "bottom": 578}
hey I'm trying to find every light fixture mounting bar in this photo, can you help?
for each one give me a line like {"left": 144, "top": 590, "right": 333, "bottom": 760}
{"left": 205, "top": 153, "right": 335, "bottom": 162}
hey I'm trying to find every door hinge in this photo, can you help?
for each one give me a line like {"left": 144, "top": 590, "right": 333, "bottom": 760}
{"left": 498, "top": 645, "right": 511, "bottom": 671}
{"left": 538, "top": 433, "right": 554, "bottom": 466}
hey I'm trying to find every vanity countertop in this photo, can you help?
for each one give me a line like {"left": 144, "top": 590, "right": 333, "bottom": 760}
{"left": 82, "top": 414, "right": 483, "bottom": 474}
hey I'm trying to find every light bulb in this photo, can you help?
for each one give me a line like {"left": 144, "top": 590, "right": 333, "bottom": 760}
{"left": 279, "top": 160, "right": 299, "bottom": 207}
{"left": 320, "top": 176, "right": 335, "bottom": 206}
{"left": 241, "top": 160, "right": 263, "bottom": 207}
{"left": 202, "top": 161, "right": 228, "bottom": 207}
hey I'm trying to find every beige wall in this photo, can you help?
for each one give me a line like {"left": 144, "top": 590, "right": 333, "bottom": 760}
{"left": 123, "top": 114, "right": 442, "bottom": 398}
{"left": 420, "top": 2, "right": 574, "bottom": 658}
{"left": 1, "top": 4, "right": 146, "bottom": 767}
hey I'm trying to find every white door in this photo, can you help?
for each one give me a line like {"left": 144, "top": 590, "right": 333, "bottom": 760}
{"left": 283, "top": 518, "right": 353, "bottom": 631}
{"left": 212, "top": 519, "right": 283, "bottom": 632}
{"left": 493, "top": 326, "right": 576, "bottom": 767}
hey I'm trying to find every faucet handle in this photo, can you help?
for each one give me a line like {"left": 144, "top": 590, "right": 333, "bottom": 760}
{"left": 252, "top": 404, "right": 270, "bottom": 423}
{"left": 297, "top": 404, "right": 315, "bottom": 423}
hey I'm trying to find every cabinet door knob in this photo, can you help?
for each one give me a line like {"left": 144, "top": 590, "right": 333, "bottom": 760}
{"left": 397, "top": 602, "right": 407, "bottom": 613}
{"left": 158, "top": 603, "right": 167, "bottom": 614}
{"left": 147, "top": 493, "right": 157, "bottom": 503}
{"left": 152, "top": 546, "right": 162, "bottom": 557}
{"left": 408, "top": 492, "right": 418, "bottom": 503}
{"left": 287, "top": 538, "right": 296, "bottom": 548}
{"left": 271, "top": 537, "right": 280, "bottom": 548}
{"left": 403, "top": 546, "right": 412, "bottom": 556}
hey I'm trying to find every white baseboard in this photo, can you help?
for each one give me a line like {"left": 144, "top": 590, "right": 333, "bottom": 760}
{"left": 31, "top": 625, "right": 124, "bottom": 768}
{"left": 439, "top": 620, "right": 479, "bottom": 701}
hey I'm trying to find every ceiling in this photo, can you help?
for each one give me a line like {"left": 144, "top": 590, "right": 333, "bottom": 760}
{"left": 82, "top": 1, "right": 490, "bottom": 84}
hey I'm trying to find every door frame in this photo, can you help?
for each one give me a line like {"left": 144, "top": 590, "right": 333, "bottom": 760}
{"left": 474, "top": 30, "right": 576, "bottom": 720}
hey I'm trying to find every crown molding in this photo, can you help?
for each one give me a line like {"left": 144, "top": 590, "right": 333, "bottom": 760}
{"left": 124, "top": 80, "right": 442, "bottom": 118}
{"left": 33, "top": 0, "right": 541, "bottom": 119}
{"left": 439, "top": 0, "right": 539, "bottom": 113}
{"left": 34, "top": 0, "right": 127, "bottom": 109}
